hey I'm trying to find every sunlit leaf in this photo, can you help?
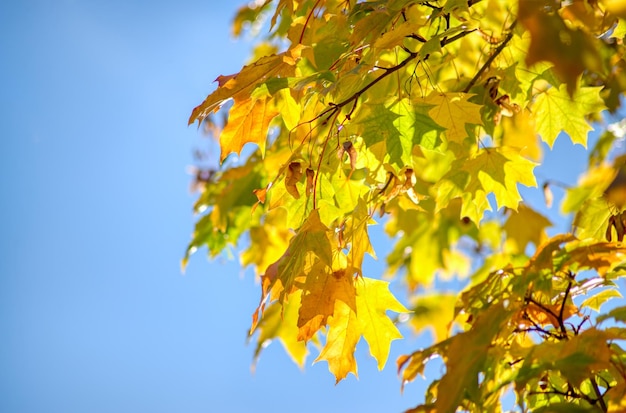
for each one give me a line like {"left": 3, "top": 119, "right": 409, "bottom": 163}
{"left": 424, "top": 92, "right": 483, "bottom": 144}
{"left": 533, "top": 85, "right": 605, "bottom": 147}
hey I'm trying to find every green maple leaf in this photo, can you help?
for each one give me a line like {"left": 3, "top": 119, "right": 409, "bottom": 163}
{"left": 357, "top": 103, "right": 408, "bottom": 167}
{"left": 534, "top": 84, "right": 605, "bottom": 147}
{"left": 391, "top": 98, "right": 445, "bottom": 152}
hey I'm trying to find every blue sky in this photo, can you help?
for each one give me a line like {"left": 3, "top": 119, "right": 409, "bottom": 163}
{"left": 0, "top": 1, "right": 431, "bottom": 412}
{"left": 1, "top": 1, "right": 621, "bottom": 413}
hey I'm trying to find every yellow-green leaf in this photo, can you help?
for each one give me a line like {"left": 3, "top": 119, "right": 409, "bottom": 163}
{"left": 424, "top": 92, "right": 483, "bottom": 144}
{"left": 316, "top": 277, "right": 408, "bottom": 382}
{"left": 533, "top": 85, "right": 605, "bottom": 147}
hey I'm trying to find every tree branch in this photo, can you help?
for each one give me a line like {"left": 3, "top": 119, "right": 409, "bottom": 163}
{"left": 462, "top": 19, "right": 517, "bottom": 93}
{"left": 590, "top": 377, "right": 608, "bottom": 413}
{"left": 315, "top": 29, "right": 477, "bottom": 125}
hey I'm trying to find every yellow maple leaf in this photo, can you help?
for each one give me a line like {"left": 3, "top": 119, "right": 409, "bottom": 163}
{"left": 219, "top": 96, "right": 279, "bottom": 162}
{"left": 251, "top": 210, "right": 334, "bottom": 331}
{"left": 188, "top": 45, "right": 303, "bottom": 124}
{"left": 424, "top": 92, "right": 482, "bottom": 144}
{"left": 344, "top": 199, "right": 376, "bottom": 276}
{"left": 298, "top": 263, "right": 357, "bottom": 341}
{"left": 409, "top": 293, "right": 457, "bottom": 343}
{"left": 503, "top": 204, "right": 552, "bottom": 254}
{"left": 253, "top": 291, "right": 308, "bottom": 369}
{"left": 435, "top": 147, "right": 537, "bottom": 222}
{"left": 356, "top": 278, "right": 408, "bottom": 370}
{"left": 316, "top": 299, "right": 360, "bottom": 382}
{"left": 315, "top": 277, "right": 408, "bottom": 382}
{"left": 500, "top": 109, "right": 542, "bottom": 161}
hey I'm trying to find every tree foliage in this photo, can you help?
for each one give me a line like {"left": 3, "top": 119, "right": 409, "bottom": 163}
{"left": 186, "top": 0, "right": 626, "bottom": 411}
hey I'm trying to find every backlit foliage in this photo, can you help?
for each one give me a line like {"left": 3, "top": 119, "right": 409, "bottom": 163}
{"left": 187, "top": 0, "right": 626, "bottom": 411}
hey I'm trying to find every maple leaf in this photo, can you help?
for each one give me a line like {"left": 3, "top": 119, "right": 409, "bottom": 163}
{"left": 525, "top": 233, "right": 578, "bottom": 273}
{"left": 219, "top": 96, "right": 279, "bottom": 162}
{"left": 297, "top": 263, "right": 357, "bottom": 341}
{"left": 316, "top": 277, "right": 408, "bottom": 382}
{"left": 556, "top": 239, "right": 626, "bottom": 276}
{"left": 399, "top": 303, "right": 512, "bottom": 409}
{"left": 251, "top": 210, "right": 334, "bottom": 331}
{"left": 500, "top": 109, "right": 542, "bottom": 161}
{"left": 533, "top": 84, "right": 605, "bottom": 147}
{"left": 572, "top": 198, "right": 613, "bottom": 241}
{"left": 349, "top": 7, "right": 398, "bottom": 47}
{"left": 188, "top": 45, "right": 303, "bottom": 125}
{"left": 409, "top": 293, "right": 457, "bottom": 343}
{"left": 253, "top": 291, "right": 308, "bottom": 369}
{"left": 373, "top": 21, "right": 423, "bottom": 50}
{"left": 392, "top": 98, "right": 445, "bottom": 152}
{"left": 423, "top": 92, "right": 483, "bottom": 144}
{"left": 357, "top": 103, "right": 407, "bottom": 167}
{"left": 519, "top": 0, "right": 601, "bottom": 95}
{"left": 516, "top": 328, "right": 615, "bottom": 388}
{"left": 342, "top": 198, "right": 376, "bottom": 276}
{"left": 241, "top": 209, "right": 291, "bottom": 276}
{"left": 503, "top": 204, "right": 551, "bottom": 253}
{"left": 316, "top": 299, "right": 360, "bottom": 382}
{"left": 435, "top": 147, "right": 537, "bottom": 222}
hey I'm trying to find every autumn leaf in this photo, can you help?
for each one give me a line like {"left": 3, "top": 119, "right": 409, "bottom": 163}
{"left": 219, "top": 96, "right": 279, "bottom": 162}
{"left": 519, "top": 0, "right": 601, "bottom": 95}
{"left": 252, "top": 210, "right": 334, "bottom": 330}
{"left": 500, "top": 109, "right": 542, "bottom": 161}
{"left": 297, "top": 262, "right": 357, "bottom": 341}
{"left": 581, "top": 289, "right": 622, "bottom": 312}
{"left": 188, "top": 45, "right": 303, "bottom": 125}
{"left": 253, "top": 291, "right": 308, "bottom": 369}
{"left": 187, "top": 0, "right": 626, "bottom": 409}
{"left": 315, "top": 299, "right": 360, "bottom": 382}
{"left": 316, "top": 277, "right": 408, "bottom": 382}
{"left": 516, "top": 328, "right": 615, "bottom": 388}
{"left": 399, "top": 303, "right": 512, "bottom": 410}
{"left": 424, "top": 92, "right": 483, "bottom": 144}
{"left": 503, "top": 204, "right": 551, "bottom": 253}
{"left": 435, "top": 147, "right": 537, "bottom": 222}
{"left": 342, "top": 198, "right": 376, "bottom": 276}
{"left": 533, "top": 84, "right": 605, "bottom": 147}
{"left": 556, "top": 239, "right": 626, "bottom": 276}
{"left": 357, "top": 103, "right": 407, "bottom": 167}
{"left": 409, "top": 293, "right": 457, "bottom": 343}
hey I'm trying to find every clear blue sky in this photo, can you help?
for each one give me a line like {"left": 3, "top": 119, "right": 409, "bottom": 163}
{"left": 0, "top": 1, "right": 615, "bottom": 413}
{"left": 0, "top": 1, "right": 431, "bottom": 412}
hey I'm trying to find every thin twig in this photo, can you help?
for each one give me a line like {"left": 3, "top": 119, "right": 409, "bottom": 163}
{"left": 462, "top": 19, "right": 517, "bottom": 93}
{"left": 299, "top": 0, "right": 323, "bottom": 45}
{"left": 558, "top": 278, "right": 573, "bottom": 337}
{"left": 315, "top": 29, "right": 477, "bottom": 125}
{"left": 590, "top": 377, "right": 608, "bottom": 412}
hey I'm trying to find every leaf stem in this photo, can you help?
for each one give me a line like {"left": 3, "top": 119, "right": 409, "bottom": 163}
{"left": 299, "top": 0, "right": 323, "bottom": 45}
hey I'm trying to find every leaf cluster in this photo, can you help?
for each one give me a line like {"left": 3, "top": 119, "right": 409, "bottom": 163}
{"left": 187, "top": 0, "right": 626, "bottom": 411}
